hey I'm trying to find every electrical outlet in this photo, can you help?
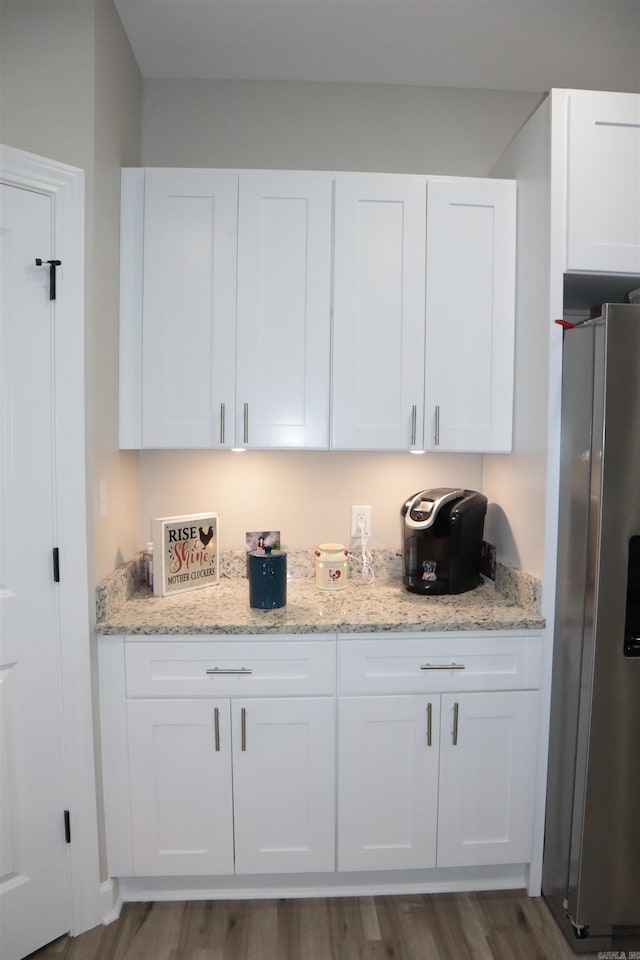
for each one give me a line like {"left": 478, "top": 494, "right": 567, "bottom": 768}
{"left": 480, "top": 540, "right": 496, "bottom": 580}
{"left": 351, "top": 505, "right": 372, "bottom": 538}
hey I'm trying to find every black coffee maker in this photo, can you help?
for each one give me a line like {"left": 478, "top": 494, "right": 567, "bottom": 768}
{"left": 401, "top": 488, "right": 488, "bottom": 595}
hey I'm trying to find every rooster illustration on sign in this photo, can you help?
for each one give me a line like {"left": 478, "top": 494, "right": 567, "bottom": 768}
{"left": 199, "top": 525, "right": 214, "bottom": 549}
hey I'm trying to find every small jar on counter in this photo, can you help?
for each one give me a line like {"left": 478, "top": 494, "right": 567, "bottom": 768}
{"left": 314, "top": 543, "right": 348, "bottom": 591}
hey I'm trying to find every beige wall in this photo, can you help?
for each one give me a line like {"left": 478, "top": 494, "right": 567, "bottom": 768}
{"left": 0, "top": 0, "right": 96, "bottom": 170}
{"left": 142, "top": 80, "right": 541, "bottom": 175}
{"left": 91, "top": 0, "right": 142, "bottom": 580}
{"left": 482, "top": 101, "right": 552, "bottom": 581}
{"left": 137, "top": 79, "right": 541, "bottom": 554}
{"left": 138, "top": 450, "right": 483, "bottom": 553}
{"left": 0, "top": 0, "right": 142, "bottom": 585}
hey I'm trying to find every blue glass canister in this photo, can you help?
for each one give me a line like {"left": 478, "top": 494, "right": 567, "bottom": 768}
{"left": 248, "top": 547, "right": 287, "bottom": 609}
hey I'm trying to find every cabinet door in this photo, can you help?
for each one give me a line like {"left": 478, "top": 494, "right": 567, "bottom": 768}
{"left": 236, "top": 172, "right": 332, "bottom": 449}
{"left": 437, "top": 691, "right": 538, "bottom": 867}
{"left": 142, "top": 169, "right": 238, "bottom": 448}
{"left": 232, "top": 698, "right": 336, "bottom": 874}
{"left": 566, "top": 92, "right": 640, "bottom": 274}
{"left": 424, "top": 178, "right": 515, "bottom": 453}
{"left": 127, "top": 699, "right": 234, "bottom": 875}
{"left": 332, "top": 174, "right": 427, "bottom": 451}
{"left": 337, "top": 695, "right": 439, "bottom": 871}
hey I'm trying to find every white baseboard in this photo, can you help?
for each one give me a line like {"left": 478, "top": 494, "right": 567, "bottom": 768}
{"left": 100, "top": 879, "right": 123, "bottom": 925}
{"left": 116, "top": 864, "right": 528, "bottom": 903}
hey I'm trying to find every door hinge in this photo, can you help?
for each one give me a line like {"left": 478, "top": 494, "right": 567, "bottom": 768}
{"left": 52, "top": 547, "right": 60, "bottom": 583}
{"left": 64, "top": 810, "right": 71, "bottom": 844}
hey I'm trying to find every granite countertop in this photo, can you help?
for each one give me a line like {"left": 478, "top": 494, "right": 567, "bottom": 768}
{"left": 96, "top": 556, "right": 545, "bottom": 636}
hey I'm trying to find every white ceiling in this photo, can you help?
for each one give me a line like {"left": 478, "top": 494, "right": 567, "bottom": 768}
{"left": 114, "top": 0, "right": 640, "bottom": 93}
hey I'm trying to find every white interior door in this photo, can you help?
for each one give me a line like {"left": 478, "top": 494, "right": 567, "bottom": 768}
{"left": 0, "top": 183, "right": 71, "bottom": 959}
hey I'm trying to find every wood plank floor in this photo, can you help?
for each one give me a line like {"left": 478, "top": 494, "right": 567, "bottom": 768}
{"left": 26, "top": 891, "right": 602, "bottom": 960}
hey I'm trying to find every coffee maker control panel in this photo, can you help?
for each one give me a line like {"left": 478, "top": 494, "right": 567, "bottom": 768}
{"left": 403, "top": 488, "right": 465, "bottom": 529}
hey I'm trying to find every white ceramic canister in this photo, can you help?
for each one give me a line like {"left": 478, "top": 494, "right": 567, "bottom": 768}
{"left": 314, "top": 543, "right": 348, "bottom": 591}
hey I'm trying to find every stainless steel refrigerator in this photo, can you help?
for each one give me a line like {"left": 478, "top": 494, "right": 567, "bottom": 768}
{"left": 543, "top": 303, "right": 640, "bottom": 951}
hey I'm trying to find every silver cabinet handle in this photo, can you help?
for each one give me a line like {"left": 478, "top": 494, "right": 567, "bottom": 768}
{"left": 434, "top": 404, "right": 440, "bottom": 446}
{"left": 206, "top": 667, "right": 253, "bottom": 675}
{"left": 243, "top": 402, "right": 249, "bottom": 444}
{"left": 420, "top": 662, "right": 465, "bottom": 671}
{"left": 219, "top": 402, "right": 225, "bottom": 445}
{"left": 214, "top": 707, "right": 220, "bottom": 752}
{"left": 241, "top": 707, "right": 247, "bottom": 752}
{"left": 410, "top": 404, "right": 417, "bottom": 447}
{"left": 452, "top": 701, "right": 459, "bottom": 746}
{"left": 426, "top": 702, "right": 432, "bottom": 747}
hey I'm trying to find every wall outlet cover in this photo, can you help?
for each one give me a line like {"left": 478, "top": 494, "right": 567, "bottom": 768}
{"left": 480, "top": 540, "right": 496, "bottom": 580}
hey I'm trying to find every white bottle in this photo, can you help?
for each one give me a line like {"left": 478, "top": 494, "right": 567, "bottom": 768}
{"left": 145, "top": 541, "right": 154, "bottom": 590}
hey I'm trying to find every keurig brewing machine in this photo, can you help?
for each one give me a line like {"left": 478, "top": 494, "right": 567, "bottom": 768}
{"left": 401, "top": 488, "right": 488, "bottom": 595}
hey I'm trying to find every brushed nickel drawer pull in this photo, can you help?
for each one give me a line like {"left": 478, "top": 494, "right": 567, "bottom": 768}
{"left": 206, "top": 667, "right": 253, "bottom": 675}
{"left": 410, "top": 404, "right": 417, "bottom": 447}
{"left": 214, "top": 707, "right": 220, "bottom": 751}
{"left": 426, "top": 702, "right": 432, "bottom": 747}
{"left": 243, "top": 402, "right": 249, "bottom": 444}
{"left": 419, "top": 662, "right": 466, "bottom": 671}
{"left": 219, "top": 402, "right": 225, "bottom": 444}
{"left": 434, "top": 404, "right": 440, "bottom": 447}
{"left": 241, "top": 707, "right": 247, "bottom": 752}
{"left": 452, "top": 701, "right": 459, "bottom": 746}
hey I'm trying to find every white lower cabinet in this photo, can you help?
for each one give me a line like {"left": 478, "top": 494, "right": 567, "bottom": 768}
{"left": 126, "top": 696, "right": 336, "bottom": 877}
{"left": 231, "top": 697, "right": 336, "bottom": 874}
{"left": 100, "top": 630, "right": 542, "bottom": 887}
{"left": 99, "top": 636, "right": 337, "bottom": 877}
{"left": 337, "top": 633, "right": 542, "bottom": 873}
{"left": 338, "top": 695, "right": 440, "bottom": 871}
{"left": 437, "top": 690, "right": 538, "bottom": 867}
{"left": 338, "top": 691, "right": 537, "bottom": 872}
{"left": 127, "top": 698, "right": 235, "bottom": 876}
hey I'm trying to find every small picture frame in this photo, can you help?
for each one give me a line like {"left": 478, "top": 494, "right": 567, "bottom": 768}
{"left": 245, "top": 530, "right": 281, "bottom": 553}
{"left": 152, "top": 513, "right": 219, "bottom": 597}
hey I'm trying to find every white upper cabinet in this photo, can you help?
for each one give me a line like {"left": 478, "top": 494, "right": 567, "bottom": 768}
{"left": 120, "top": 167, "right": 516, "bottom": 452}
{"left": 565, "top": 91, "right": 640, "bottom": 275}
{"left": 424, "top": 178, "right": 516, "bottom": 453}
{"left": 236, "top": 172, "right": 332, "bottom": 449}
{"left": 123, "top": 168, "right": 239, "bottom": 449}
{"left": 331, "top": 174, "right": 427, "bottom": 451}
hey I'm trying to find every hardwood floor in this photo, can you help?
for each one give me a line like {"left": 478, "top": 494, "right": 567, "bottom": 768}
{"left": 26, "top": 891, "right": 601, "bottom": 960}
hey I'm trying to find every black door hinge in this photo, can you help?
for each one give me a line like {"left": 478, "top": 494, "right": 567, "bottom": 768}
{"left": 64, "top": 810, "right": 71, "bottom": 844}
{"left": 52, "top": 547, "right": 60, "bottom": 583}
{"left": 35, "top": 258, "right": 62, "bottom": 300}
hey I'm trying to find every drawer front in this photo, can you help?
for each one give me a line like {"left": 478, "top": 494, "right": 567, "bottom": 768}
{"left": 125, "top": 636, "right": 336, "bottom": 697}
{"left": 338, "top": 634, "right": 542, "bottom": 694}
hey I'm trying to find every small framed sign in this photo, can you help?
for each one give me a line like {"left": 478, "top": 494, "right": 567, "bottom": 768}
{"left": 152, "top": 513, "right": 219, "bottom": 597}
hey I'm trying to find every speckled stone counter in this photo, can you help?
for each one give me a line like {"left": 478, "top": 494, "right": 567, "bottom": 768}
{"left": 96, "top": 556, "right": 544, "bottom": 636}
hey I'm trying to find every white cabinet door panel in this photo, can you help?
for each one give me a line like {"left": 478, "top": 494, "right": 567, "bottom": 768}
{"left": 232, "top": 698, "right": 336, "bottom": 874}
{"left": 425, "top": 178, "right": 515, "bottom": 452}
{"left": 127, "top": 699, "right": 235, "bottom": 876}
{"left": 236, "top": 172, "right": 332, "bottom": 448}
{"left": 437, "top": 691, "right": 538, "bottom": 867}
{"left": 338, "top": 695, "right": 439, "bottom": 871}
{"left": 332, "top": 174, "right": 426, "bottom": 451}
{"left": 566, "top": 92, "right": 640, "bottom": 274}
{"left": 142, "top": 169, "right": 238, "bottom": 448}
